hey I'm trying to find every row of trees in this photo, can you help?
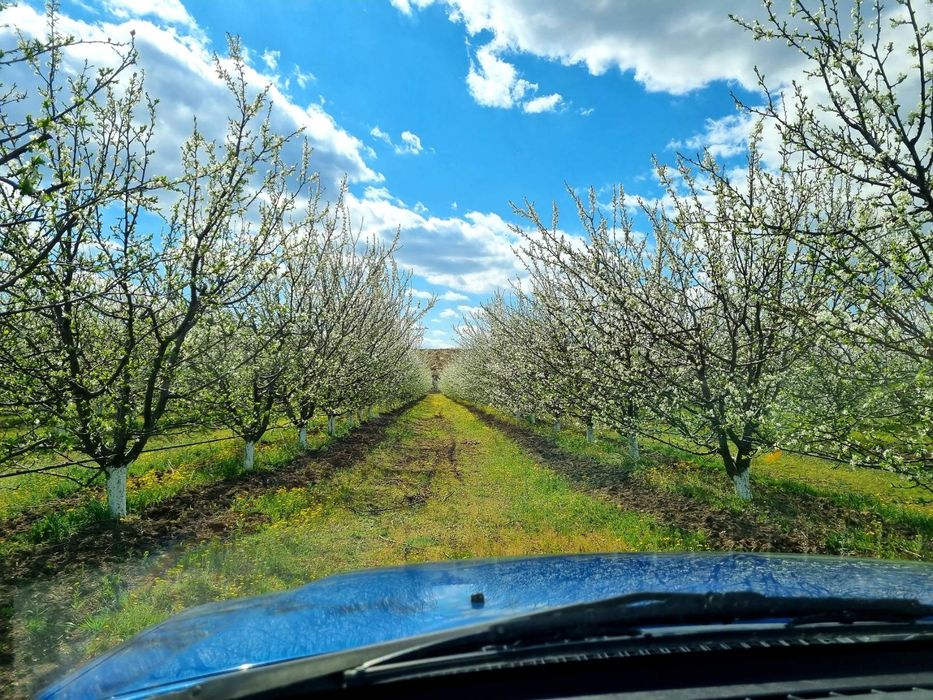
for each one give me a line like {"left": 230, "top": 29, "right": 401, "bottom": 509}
{"left": 442, "top": 0, "right": 933, "bottom": 500}
{"left": 0, "top": 8, "right": 431, "bottom": 518}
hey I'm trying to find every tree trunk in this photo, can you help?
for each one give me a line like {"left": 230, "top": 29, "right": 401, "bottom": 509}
{"left": 553, "top": 417, "right": 561, "bottom": 432}
{"left": 367, "top": 406, "right": 373, "bottom": 419}
{"left": 731, "top": 447, "right": 753, "bottom": 500}
{"left": 732, "top": 468, "right": 752, "bottom": 501}
{"left": 298, "top": 426, "right": 308, "bottom": 449}
{"left": 719, "top": 433, "right": 753, "bottom": 501}
{"left": 327, "top": 414, "right": 335, "bottom": 436}
{"left": 628, "top": 433, "right": 640, "bottom": 460}
{"left": 586, "top": 417, "right": 594, "bottom": 443}
{"left": 530, "top": 414, "right": 537, "bottom": 425}
{"left": 244, "top": 440, "right": 256, "bottom": 471}
{"left": 106, "top": 465, "right": 128, "bottom": 519}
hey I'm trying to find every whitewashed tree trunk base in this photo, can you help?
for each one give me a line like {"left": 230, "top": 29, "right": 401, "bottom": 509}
{"left": 628, "top": 434, "right": 640, "bottom": 461}
{"left": 106, "top": 466, "right": 128, "bottom": 519}
{"left": 553, "top": 418, "right": 561, "bottom": 432}
{"left": 298, "top": 427, "right": 308, "bottom": 449}
{"left": 586, "top": 424, "right": 595, "bottom": 443}
{"left": 327, "top": 415, "right": 335, "bottom": 436}
{"left": 733, "top": 469, "right": 752, "bottom": 500}
{"left": 244, "top": 441, "right": 255, "bottom": 471}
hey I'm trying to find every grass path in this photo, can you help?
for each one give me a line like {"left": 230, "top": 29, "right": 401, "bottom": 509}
{"left": 11, "top": 394, "right": 696, "bottom": 696}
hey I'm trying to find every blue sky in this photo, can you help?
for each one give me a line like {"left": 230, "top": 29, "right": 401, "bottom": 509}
{"left": 6, "top": 0, "right": 808, "bottom": 346}
{"left": 184, "top": 1, "right": 754, "bottom": 212}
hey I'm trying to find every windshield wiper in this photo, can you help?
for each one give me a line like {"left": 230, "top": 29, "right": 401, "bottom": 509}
{"left": 345, "top": 591, "right": 933, "bottom": 681}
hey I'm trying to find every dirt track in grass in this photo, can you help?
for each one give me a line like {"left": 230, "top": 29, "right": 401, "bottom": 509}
{"left": 454, "top": 400, "right": 931, "bottom": 560}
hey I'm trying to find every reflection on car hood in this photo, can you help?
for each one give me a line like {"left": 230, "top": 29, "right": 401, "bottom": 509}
{"left": 40, "top": 552, "right": 933, "bottom": 699}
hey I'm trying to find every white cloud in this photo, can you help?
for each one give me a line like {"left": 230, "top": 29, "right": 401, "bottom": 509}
{"left": 261, "top": 49, "right": 279, "bottom": 72}
{"left": 362, "top": 185, "right": 395, "bottom": 201}
{"left": 394, "top": 1, "right": 805, "bottom": 95}
{"left": 466, "top": 44, "right": 535, "bottom": 108}
{"left": 293, "top": 65, "right": 315, "bottom": 88}
{"left": 398, "top": 130, "right": 423, "bottom": 154}
{"left": 370, "top": 126, "right": 425, "bottom": 155}
{"left": 412, "top": 289, "right": 470, "bottom": 301}
{"left": 579, "top": 107, "right": 594, "bottom": 117}
{"left": 435, "top": 303, "right": 482, "bottom": 322}
{"left": 464, "top": 42, "right": 564, "bottom": 113}
{"left": 0, "top": 4, "right": 381, "bottom": 191}
{"left": 390, "top": 0, "right": 435, "bottom": 15}
{"left": 370, "top": 125, "right": 393, "bottom": 146}
{"left": 347, "top": 193, "right": 525, "bottom": 294}
{"left": 101, "top": 0, "right": 194, "bottom": 28}
{"left": 669, "top": 113, "right": 755, "bottom": 159}
{"left": 422, "top": 328, "right": 455, "bottom": 348}
{"left": 523, "top": 92, "right": 562, "bottom": 113}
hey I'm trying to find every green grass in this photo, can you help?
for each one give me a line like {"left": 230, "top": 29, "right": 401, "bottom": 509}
{"left": 10, "top": 394, "right": 932, "bottom": 696}
{"left": 470, "top": 405, "right": 932, "bottom": 561}
{"left": 16, "top": 394, "right": 700, "bottom": 673}
{"left": 0, "top": 418, "right": 336, "bottom": 557}
{"left": 0, "top": 464, "right": 98, "bottom": 523}
{"left": 2, "top": 403, "right": 409, "bottom": 557}
{"left": 0, "top": 411, "right": 375, "bottom": 525}
{"left": 486, "top": 404, "right": 932, "bottom": 513}
{"left": 755, "top": 450, "right": 932, "bottom": 513}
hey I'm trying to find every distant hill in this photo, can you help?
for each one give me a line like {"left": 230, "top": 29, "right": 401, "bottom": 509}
{"left": 420, "top": 348, "right": 459, "bottom": 390}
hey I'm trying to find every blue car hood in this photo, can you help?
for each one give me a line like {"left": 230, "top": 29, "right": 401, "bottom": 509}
{"left": 40, "top": 552, "right": 933, "bottom": 699}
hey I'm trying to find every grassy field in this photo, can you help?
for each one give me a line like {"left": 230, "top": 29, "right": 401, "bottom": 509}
{"left": 0, "top": 416, "right": 343, "bottom": 521}
{"left": 0, "top": 424, "right": 311, "bottom": 560}
{"left": 5, "top": 394, "right": 697, "bottom": 696}
{"left": 508, "top": 413, "right": 932, "bottom": 515}
{"left": 465, "top": 403, "right": 932, "bottom": 561}
{"left": 4, "top": 393, "right": 931, "bottom": 697}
